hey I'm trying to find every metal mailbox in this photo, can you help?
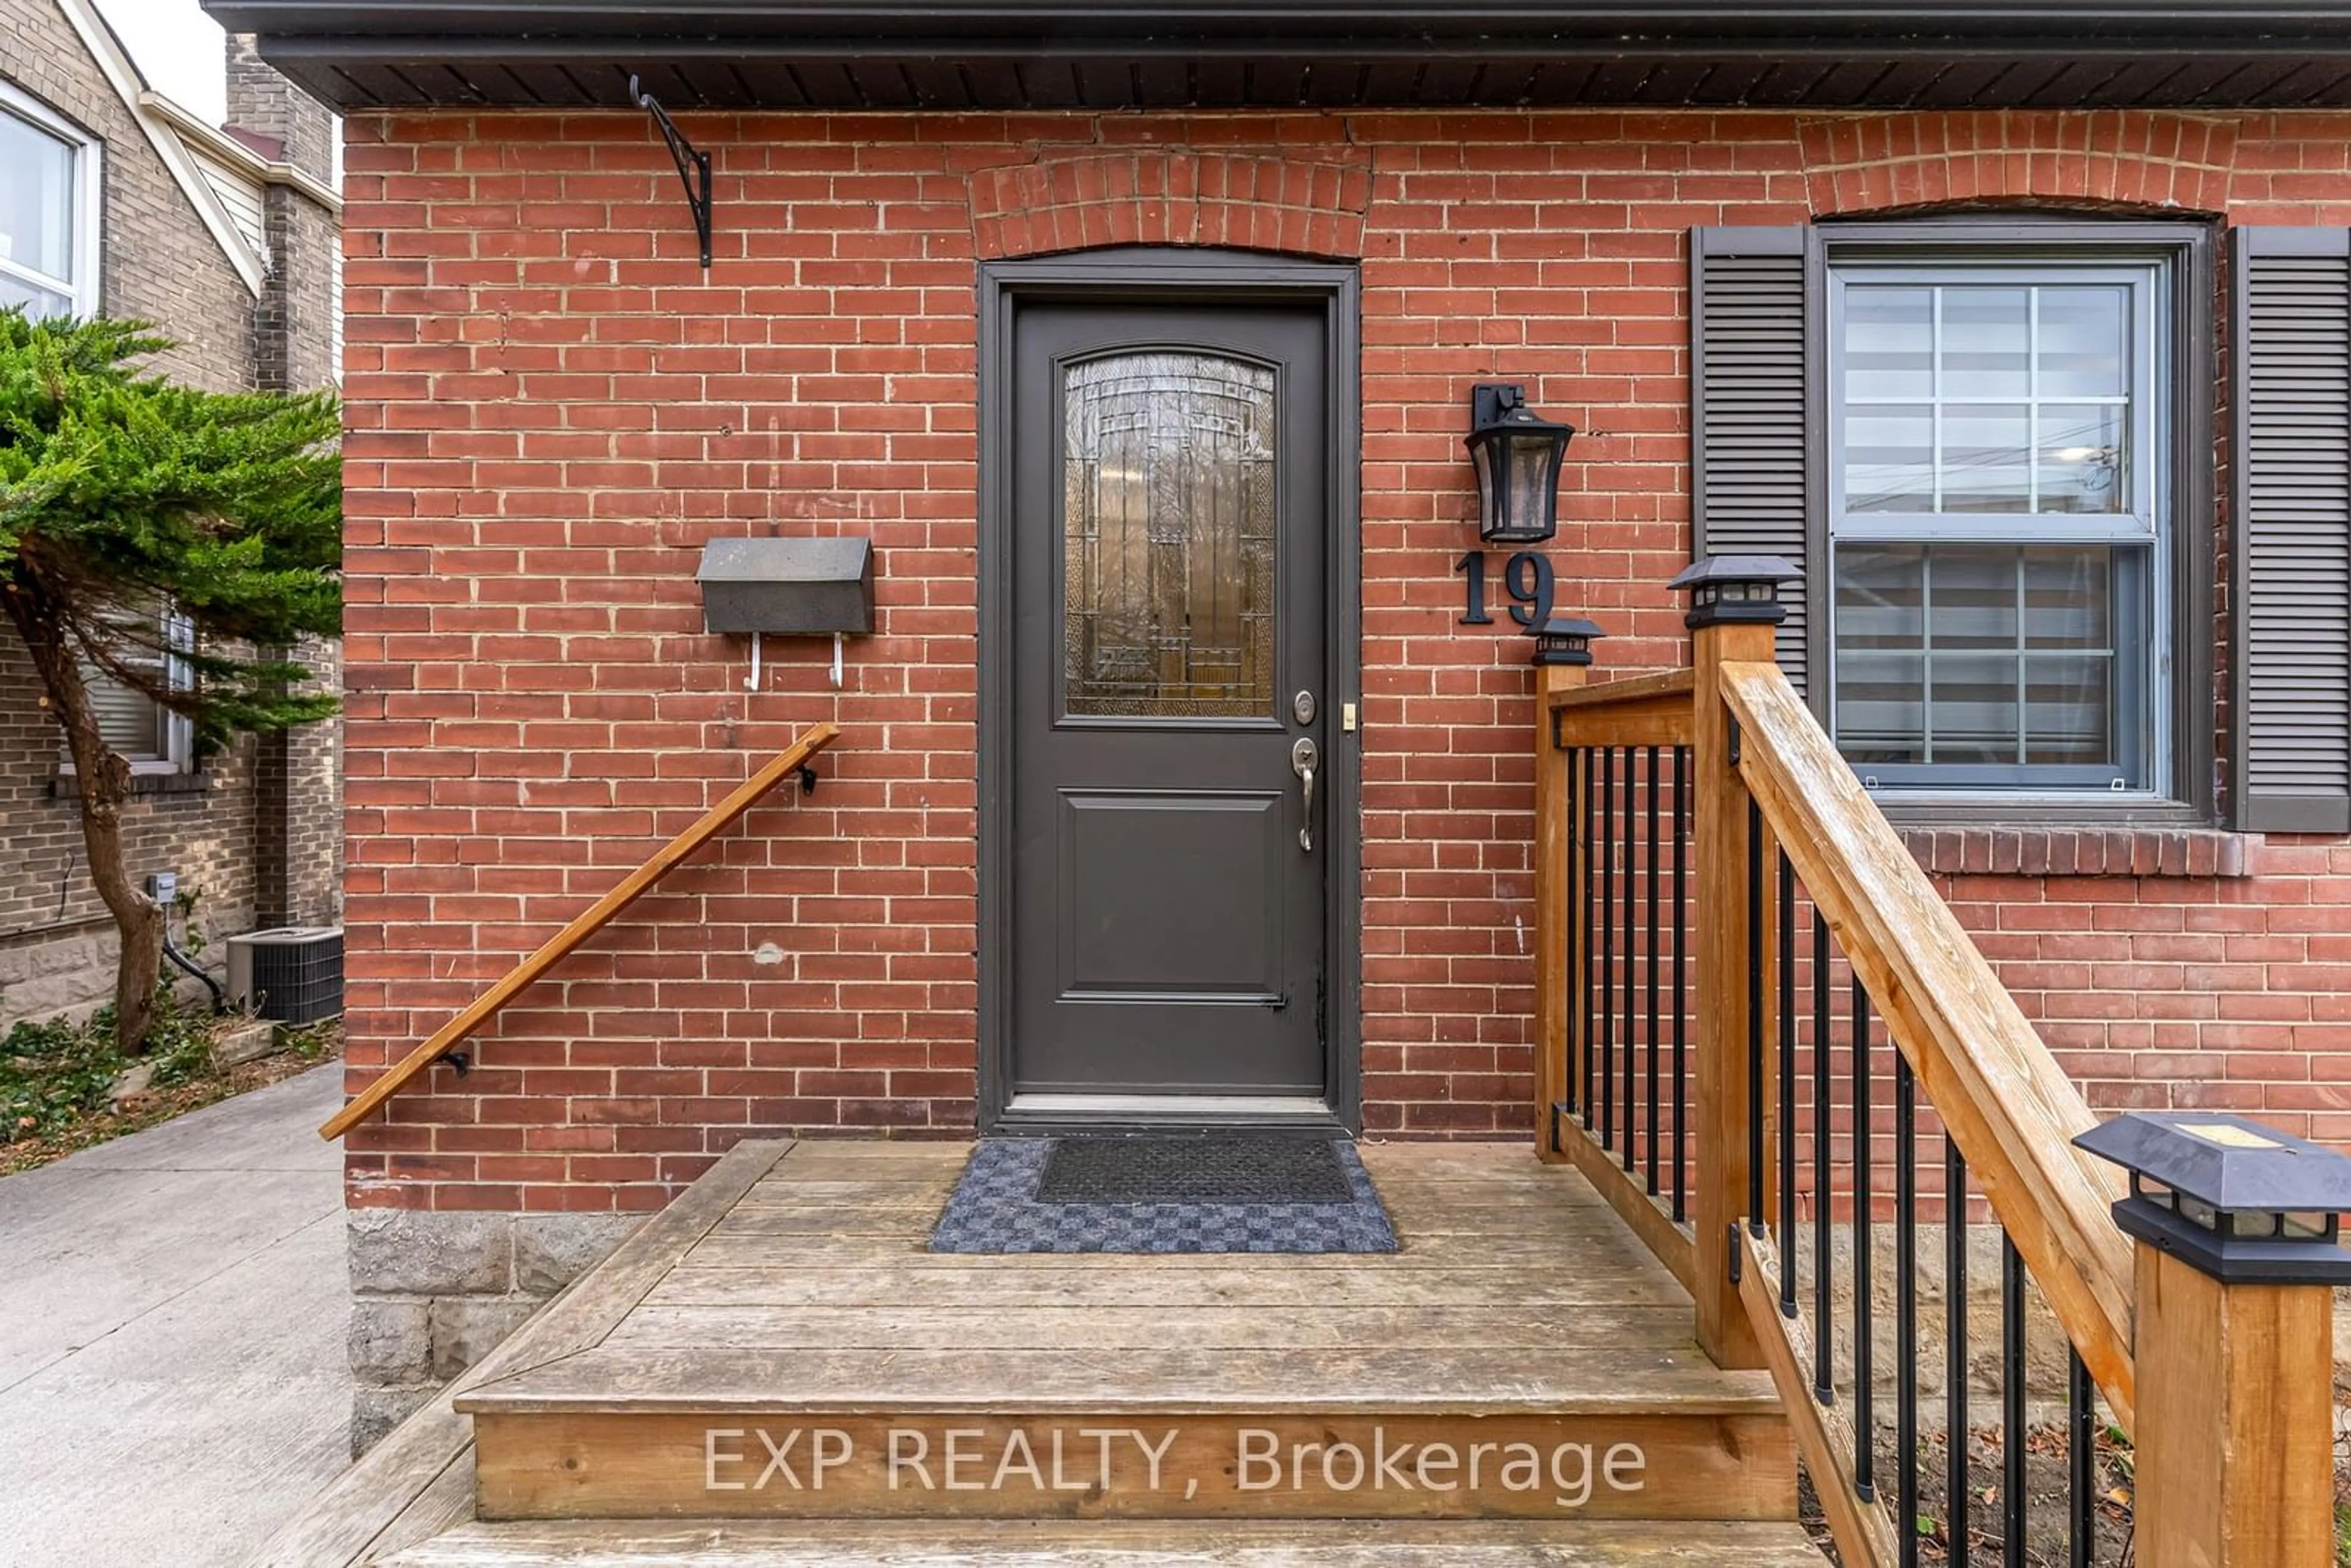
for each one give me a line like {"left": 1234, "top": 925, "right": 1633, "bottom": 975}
{"left": 696, "top": 536, "right": 874, "bottom": 636}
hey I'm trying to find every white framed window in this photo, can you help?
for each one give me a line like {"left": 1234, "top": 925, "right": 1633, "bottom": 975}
{"left": 68, "top": 610, "right": 195, "bottom": 776}
{"left": 0, "top": 82, "right": 101, "bottom": 320}
{"left": 1826, "top": 259, "right": 2172, "bottom": 798}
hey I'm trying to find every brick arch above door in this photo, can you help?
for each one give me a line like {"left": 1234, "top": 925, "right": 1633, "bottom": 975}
{"left": 968, "top": 151, "right": 1373, "bottom": 261}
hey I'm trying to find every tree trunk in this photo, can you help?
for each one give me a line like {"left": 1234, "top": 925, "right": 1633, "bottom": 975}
{"left": 1, "top": 578, "right": 165, "bottom": 1052}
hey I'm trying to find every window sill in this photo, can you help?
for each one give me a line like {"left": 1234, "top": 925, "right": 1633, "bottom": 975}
{"left": 1894, "top": 825, "right": 2252, "bottom": 880}
{"left": 50, "top": 767, "right": 207, "bottom": 800}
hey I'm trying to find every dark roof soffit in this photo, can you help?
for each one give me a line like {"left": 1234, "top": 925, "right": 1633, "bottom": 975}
{"left": 200, "top": 1, "right": 2351, "bottom": 111}
{"left": 198, "top": 1, "right": 2351, "bottom": 36}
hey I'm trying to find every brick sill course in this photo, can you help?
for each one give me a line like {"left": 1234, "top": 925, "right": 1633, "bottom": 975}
{"left": 50, "top": 767, "right": 210, "bottom": 800}
{"left": 1896, "top": 827, "right": 2252, "bottom": 880}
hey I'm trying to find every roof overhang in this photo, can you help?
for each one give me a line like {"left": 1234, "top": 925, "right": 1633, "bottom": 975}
{"left": 200, "top": 2, "right": 2351, "bottom": 112}
{"left": 60, "top": 0, "right": 268, "bottom": 294}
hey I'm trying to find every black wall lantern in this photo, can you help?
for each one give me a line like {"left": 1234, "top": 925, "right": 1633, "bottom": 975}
{"left": 1466, "top": 384, "right": 1574, "bottom": 545}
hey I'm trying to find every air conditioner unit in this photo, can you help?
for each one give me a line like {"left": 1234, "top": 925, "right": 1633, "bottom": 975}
{"left": 227, "top": 926, "right": 344, "bottom": 1024}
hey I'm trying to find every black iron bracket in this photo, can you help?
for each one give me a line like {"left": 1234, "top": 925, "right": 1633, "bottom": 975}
{"left": 628, "top": 73, "right": 713, "bottom": 269}
{"left": 798, "top": 763, "right": 820, "bottom": 796}
{"left": 1727, "top": 713, "right": 1742, "bottom": 765}
{"left": 437, "top": 1049, "right": 471, "bottom": 1077}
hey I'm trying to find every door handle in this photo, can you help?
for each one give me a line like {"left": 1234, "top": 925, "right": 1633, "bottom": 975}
{"left": 1291, "top": 737, "right": 1319, "bottom": 853}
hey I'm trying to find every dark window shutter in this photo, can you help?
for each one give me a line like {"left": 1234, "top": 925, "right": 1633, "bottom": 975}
{"left": 1691, "top": 225, "right": 1812, "bottom": 694}
{"left": 2232, "top": 227, "right": 2351, "bottom": 834}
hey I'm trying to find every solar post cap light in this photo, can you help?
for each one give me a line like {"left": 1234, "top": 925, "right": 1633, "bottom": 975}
{"left": 1529, "top": 614, "right": 1605, "bottom": 668}
{"left": 2074, "top": 1112, "right": 2351, "bottom": 1285}
{"left": 1667, "top": 555, "right": 1804, "bottom": 630}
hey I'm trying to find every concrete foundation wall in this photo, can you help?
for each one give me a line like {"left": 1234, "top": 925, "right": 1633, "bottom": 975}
{"left": 343, "top": 1209, "right": 634, "bottom": 1452}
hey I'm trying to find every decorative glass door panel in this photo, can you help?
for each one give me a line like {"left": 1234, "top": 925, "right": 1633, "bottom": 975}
{"left": 1062, "top": 353, "right": 1278, "bottom": 720}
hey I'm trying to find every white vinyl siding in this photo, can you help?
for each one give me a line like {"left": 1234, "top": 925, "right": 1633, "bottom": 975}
{"left": 192, "top": 143, "right": 269, "bottom": 263}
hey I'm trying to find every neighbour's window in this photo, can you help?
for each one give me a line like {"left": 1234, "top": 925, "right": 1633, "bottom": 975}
{"left": 66, "top": 611, "right": 195, "bottom": 776}
{"left": 0, "top": 84, "right": 99, "bottom": 320}
{"left": 1828, "top": 263, "right": 2167, "bottom": 797}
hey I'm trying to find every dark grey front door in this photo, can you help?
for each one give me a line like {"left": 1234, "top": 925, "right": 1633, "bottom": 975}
{"left": 1010, "top": 302, "right": 1330, "bottom": 1098}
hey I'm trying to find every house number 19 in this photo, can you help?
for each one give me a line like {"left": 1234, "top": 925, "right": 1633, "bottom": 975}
{"left": 1454, "top": 549, "right": 1555, "bottom": 630}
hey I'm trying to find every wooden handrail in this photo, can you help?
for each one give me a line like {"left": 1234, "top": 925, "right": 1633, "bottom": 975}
{"left": 1525, "top": 628, "right": 2343, "bottom": 1564}
{"left": 1548, "top": 667, "right": 1695, "bottom": 713}
{"left": 319, "top": 722, "right": 842, "bottom": 1141}
{"left": 1718, "top": 662, "right": 2137, "bottom": 1433}
{"left": 1548, "top": 667, "right": 1695, "bottom": 749}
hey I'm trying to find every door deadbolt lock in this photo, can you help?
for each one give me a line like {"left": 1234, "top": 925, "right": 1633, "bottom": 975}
{"left": 1292, "top": 690, "right": 1317, "bottom": 725}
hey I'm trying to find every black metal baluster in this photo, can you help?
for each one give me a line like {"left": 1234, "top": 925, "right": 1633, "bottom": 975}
{"left": 1745, "top": 798, "right": 1765, "bottom": 1228}
{"left": 1948, "top": 1139, "right": 1970, "bottom": 1568}
{"left": 2068, "top": 1346, "right": 2094, "bottom": 1568}
{"left": 1897, "top": 1056, "right": 1919, "bottom": 1568}
{"left": 1813, "top": 909, "right": 1834, "bottom": 1403}
{"left": 1598, "top": 748, "right": 1615, "bottom": 1149}
{"left": 1580, "top": 748, "right": 1596, "bottom": 1127}
{"left": 1853, "top": 973, "right": 1875, "bottom": 1501}
{"left": 1622, "top": 741, "right": 1639, "bottom": 1174}
{"left": 1563, "top": 748, "right": 1581, "bottom": 1122}
{"left": 1777, "top": 852, "right": 1797, "bottom": 1317}
{"left": 1644, "top": 746, "right": 1661, "bottom": 1195}
{"left": 2002, "top": 1237, "right": 2025, "bottom": 1568}
{"left": 1671, "top": 746, "right": 1688, "bottom": 1223}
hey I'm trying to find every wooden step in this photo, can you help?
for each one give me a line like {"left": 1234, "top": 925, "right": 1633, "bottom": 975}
{"left": 453, "top": 1141, "right": 1794, "bottom": 1526}
{"left": 383, "top": 1517, "right": 1832, "bottom": 1565}
{"left": 463, "top": 1395, "right": 1792, "bottom": 1523}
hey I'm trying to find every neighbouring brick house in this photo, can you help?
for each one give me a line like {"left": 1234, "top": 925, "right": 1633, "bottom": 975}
{"left": 211, "top": 2, "right": 2351, "bottom": 1446}
{"left": 0, "top": 1, "right": 341, "bottom": 1021}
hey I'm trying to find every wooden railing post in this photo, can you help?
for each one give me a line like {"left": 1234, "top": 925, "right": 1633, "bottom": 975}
{"left": 1531, "top": 617, "right": 1602, "bottom": 1160}
{"left": 1671, "top": 556, "right": 1801, "bottom": 1371}
{"left": 2077, "top": 1114, "right": 2351, "bottom": 1568}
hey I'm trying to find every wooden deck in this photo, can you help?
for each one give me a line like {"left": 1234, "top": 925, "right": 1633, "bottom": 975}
{"left": 253, "top": 1139, "right": 1822, "bottom": 1566}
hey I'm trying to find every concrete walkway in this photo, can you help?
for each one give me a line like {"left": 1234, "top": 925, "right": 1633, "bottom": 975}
{"left": 0, "top": 1062, "right": 351, "bottom": 1568}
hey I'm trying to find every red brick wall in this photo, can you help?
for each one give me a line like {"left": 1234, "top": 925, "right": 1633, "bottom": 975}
{"left": 340, "top": 107, "right": 2351, "bottom": 1212}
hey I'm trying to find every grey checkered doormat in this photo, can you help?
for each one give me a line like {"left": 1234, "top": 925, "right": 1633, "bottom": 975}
{"left": 928, "top": 1136, "right": 1398, "bottom": 1254}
